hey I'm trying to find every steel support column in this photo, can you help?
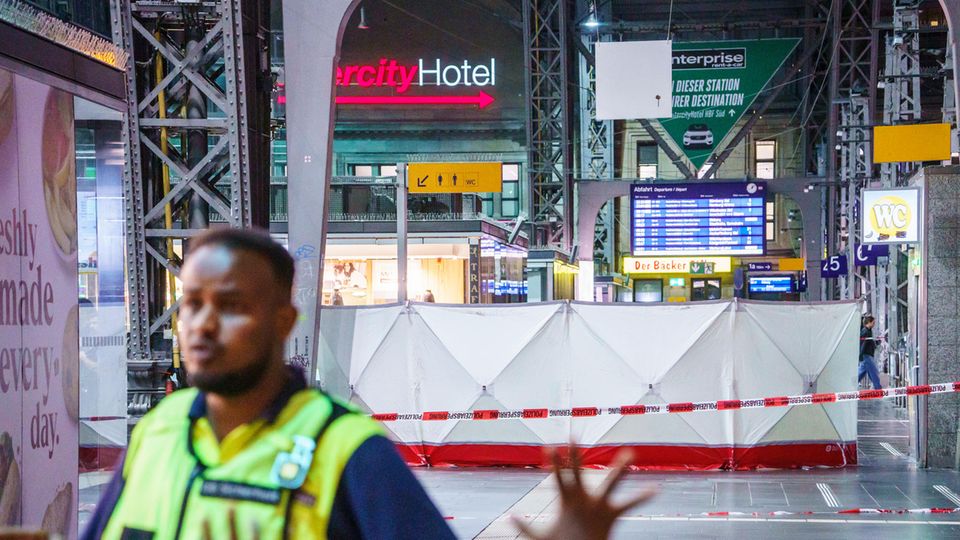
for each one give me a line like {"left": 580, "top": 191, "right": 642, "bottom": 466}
{"left": 524, "top": 0, "right": 573, "bottom": 249}
{"left": 837, "top": 96, "right": 871, "bottom": 300}
{"left": 112, "top": 0, "right": 268, "bottom": 416}
{"left": 575, "top": 4, "right": 614, "bottom": 274}
{"left": 825, "top": 0, "right": 879, "bottom": 300}
{"left": 879, "top": 0, "right": 922, "bottom": 359}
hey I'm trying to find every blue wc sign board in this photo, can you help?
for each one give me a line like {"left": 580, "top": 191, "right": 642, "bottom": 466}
{"left": 821, "top": 255, "right": 848, "bottom": 278}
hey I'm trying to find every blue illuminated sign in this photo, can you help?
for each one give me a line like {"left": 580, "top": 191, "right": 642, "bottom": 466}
{"left": 631, "top": 182, "right": 766, "bottom": 257}
{"left": 748, "top": 276, "right": 793, "bottom": 293}
{"left": 821, "top": 255, "right": 848, "bottom": 278}
{"left": 854, "top": 244, "right": 890, "bottom": 267}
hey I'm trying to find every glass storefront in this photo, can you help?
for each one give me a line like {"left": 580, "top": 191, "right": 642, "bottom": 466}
{"left": 321, "top": 237, "right": 526, "bottom": 305}
{"left": 322, "top": 257, "right": 468, "bottom": 305}
{"left": 74, "top": 98, "right": 127, "bottom": 484}
{"left": 479, "top": 238, "right": 527, "bottom": 303}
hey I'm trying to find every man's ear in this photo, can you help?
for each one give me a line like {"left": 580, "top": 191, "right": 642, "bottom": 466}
{"left": 276, "top": 303, "right": 298, "bottom": 340}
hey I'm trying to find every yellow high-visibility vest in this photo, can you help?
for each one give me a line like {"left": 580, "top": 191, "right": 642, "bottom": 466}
{"left": 101, "top": 387, "right": 382, "bottom": 539}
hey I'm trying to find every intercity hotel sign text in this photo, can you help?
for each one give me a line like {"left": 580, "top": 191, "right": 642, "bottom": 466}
{"left": 335, "top": 58, "right": 498, "bottom": 108}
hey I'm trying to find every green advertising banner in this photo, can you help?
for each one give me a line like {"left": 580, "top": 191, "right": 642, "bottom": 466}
{"left": 661, "top": 39, "right": 800, "bottom": 170}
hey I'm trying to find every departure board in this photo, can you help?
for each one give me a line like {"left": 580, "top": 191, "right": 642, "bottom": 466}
{"left": 631, "top": 182, "right": 766, "bottom": 257}
{"left": 748, "top": 276, "right": 793, "bottom": 293}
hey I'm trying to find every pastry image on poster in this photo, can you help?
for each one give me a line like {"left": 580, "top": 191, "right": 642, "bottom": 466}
{"left": 0, "top": 69, "right": 13, "bottom": 145}
{"left": 0, "top": 431, "right": 21, "bottom": 526}
{"left": 41, "top": 89, "right": 77, "bottom": 257}
{"left": 40, "top": 482, "right": 73, "bottom": 537}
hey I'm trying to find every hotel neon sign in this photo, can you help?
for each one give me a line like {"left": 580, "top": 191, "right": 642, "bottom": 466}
{"left": 335, "top": 58, "right": 497, "bottom": 108}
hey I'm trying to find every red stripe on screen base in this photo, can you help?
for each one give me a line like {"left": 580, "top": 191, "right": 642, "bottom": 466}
{"left": 393, "top": 442, "right": 857, "bottom": 470}
{"left": 79, "top": 446, "right": 125, "bottom": 472}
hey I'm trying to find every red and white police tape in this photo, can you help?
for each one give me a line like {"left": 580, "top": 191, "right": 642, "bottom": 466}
{"left": 370, "top": 382, "right": 960, "bottom": 423}
{"left": 515, "top": 508, "right": 960, "bottom": 519}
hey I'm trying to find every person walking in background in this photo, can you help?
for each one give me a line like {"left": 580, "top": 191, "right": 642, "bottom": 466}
{"left": 859, "top": 315, "right": 882, "bottom": 389}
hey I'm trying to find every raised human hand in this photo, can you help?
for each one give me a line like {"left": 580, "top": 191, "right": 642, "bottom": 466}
{"left": 513, "top": 445, "right": 655, "bottom": 540}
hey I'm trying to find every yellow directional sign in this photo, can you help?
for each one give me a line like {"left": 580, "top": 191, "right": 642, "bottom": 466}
{"left": 778, "top": 258, "right": 805, "bottom": 271}
{"left": 408, "top": 162, "right": 502, "bottom": 194}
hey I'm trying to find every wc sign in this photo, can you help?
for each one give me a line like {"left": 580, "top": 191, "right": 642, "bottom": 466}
{"left": 861, "top": 187, "right": 921, "bottom": 244}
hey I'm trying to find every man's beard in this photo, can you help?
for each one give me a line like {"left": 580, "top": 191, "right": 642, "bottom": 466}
{"left": 187, "top": 353, "right": 273, "bottom": 396}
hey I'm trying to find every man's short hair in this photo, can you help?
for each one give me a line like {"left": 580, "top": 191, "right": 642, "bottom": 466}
{"left": 190, "top": 227, "right": 295, "bottom": 300}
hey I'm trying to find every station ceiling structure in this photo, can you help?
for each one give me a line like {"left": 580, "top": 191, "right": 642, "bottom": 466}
{"left": 112, "top": 0, "right": 957, "bottom": 414}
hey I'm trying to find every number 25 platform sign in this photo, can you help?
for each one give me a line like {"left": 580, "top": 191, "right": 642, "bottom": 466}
{"left": 821, "top": 255, "right": 848, "bottom": 278}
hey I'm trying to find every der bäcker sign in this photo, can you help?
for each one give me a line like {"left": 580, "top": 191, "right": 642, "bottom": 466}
{"left": 623, "top": 256, "right": 733, "bottom": 275}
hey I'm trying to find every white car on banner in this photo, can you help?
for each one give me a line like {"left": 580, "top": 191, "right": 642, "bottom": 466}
{"left": 682, "top": 123, "right": 715, "bottom": 148}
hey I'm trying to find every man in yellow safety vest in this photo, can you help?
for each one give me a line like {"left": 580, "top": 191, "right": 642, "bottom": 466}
{"left": 81, "top": 228, "right": 650, "bottom": 539}
{"left": 81, "top": 228, "right": 455, "bottom": 539}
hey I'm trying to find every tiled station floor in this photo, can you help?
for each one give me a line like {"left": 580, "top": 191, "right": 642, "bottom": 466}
{"left": 78, "top": 400, "right": 960, "bottom": 539}
{"left": 416, "top": 400, "right": 960, "bottom": 539}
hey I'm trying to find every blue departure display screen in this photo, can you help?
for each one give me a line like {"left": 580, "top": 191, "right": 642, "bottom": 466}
{"left": 631, "top": 182, "right": 766, "bottom": 256}
{"left": 748, "top": 276, "right": 793, "bottom": 293}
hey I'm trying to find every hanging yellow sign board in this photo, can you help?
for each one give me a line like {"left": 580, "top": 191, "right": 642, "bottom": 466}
{"left": 874, "top": 123, "right": 951, "bottom": 163}
{"left": 408, "top": 162, "right": 503, "bottom": 193}
{"left": 778, "top": 258, "right": 805, "bottom": 271}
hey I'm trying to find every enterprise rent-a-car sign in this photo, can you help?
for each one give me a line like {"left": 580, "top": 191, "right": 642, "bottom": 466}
{"left": 631, "top": 182, "right": 766, "bottom": 257}
{"left": 664, "top": 39, "right": 800, "bottom": 170}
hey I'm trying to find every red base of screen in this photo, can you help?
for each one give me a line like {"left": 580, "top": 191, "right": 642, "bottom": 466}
{"left": 79, "top": 446, "right": 124, "bottom": 472}
{"left": 395, "top": 442, "right": 857, "bottom": 470}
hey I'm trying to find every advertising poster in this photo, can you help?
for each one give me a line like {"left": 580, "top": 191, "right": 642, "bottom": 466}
{"left": 0, "top": 69, "right": 79, "bottom": 538}
{"left": 0, "top": 65, "right": 23, "bottom": 531}
{"left": 662, "top": 39, "right": 800, "bottom": 170}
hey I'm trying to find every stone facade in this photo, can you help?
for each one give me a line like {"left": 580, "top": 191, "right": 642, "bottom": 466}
{"left": 924, "top": 166, "right": 960, "bottom": 469}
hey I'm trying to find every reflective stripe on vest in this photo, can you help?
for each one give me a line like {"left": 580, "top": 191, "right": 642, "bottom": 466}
{"left": 101, "top": 388, "right": 382, "bottom": 540}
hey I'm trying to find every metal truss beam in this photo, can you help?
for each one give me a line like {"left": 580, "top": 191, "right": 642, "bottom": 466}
{"left": 877, "top": 0, "right": 922, "bottom": 353}
{"left": 801, "top": 0, "right": 835, "bottom": 177}
{"left": 575, "top": 1, "right": 615, "bottom": 273}
{"left": 112, "top": 0, "right": 269, "bottom": 416}
{"left": 585, "top": 17, "right": 825, "bottom": 36}
{"left": 703, "top": 44, "right": 820, "bottom": 179}
{"left": 524, "top": 0, "right": 573, "bottom": 249}
{"left": 111, "top": 0, "right": 151, "bottom": 361}
{"left": 825, "top": 0, "right": 880, "bottom": 301}
{"left": 837, "top": 96, "right": 871, "bottom": 299}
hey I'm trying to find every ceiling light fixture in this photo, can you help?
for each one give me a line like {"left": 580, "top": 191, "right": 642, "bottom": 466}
{"left": 584, "top": 1, "right": 599, "bottom": 27}
{"left": 358, "top": 6, "right": 369, "bottom": 30}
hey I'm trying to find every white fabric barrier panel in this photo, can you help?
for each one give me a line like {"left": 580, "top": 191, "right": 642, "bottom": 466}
{"left": 317, "top": 300, "right": 859, "bottom": 469}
